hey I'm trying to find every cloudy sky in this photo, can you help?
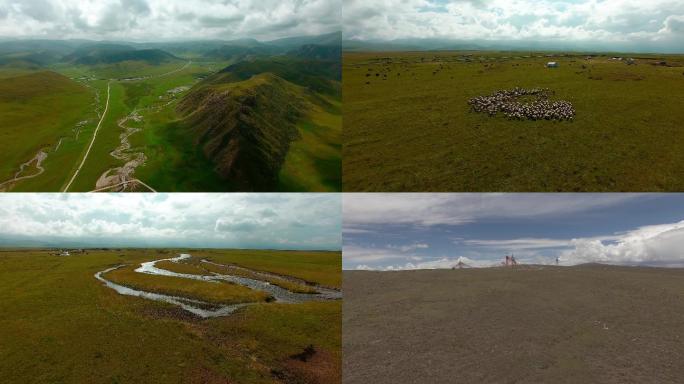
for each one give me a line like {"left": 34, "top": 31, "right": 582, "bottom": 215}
{"left": 0, "top": 0, "right": 340, "bottom": 41}
{"left": 0, "top": 193, "right": 341, "bottom": 250}
{"left": 344, "top": 194, "right": 684, "bottom": 270}
{"left": 344, "top": 0, "right": 684, "bottom": 52}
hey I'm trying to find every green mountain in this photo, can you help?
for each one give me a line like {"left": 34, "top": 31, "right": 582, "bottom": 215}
{"left": 177, "top": 73, "right": 309, "bottom": 191}
{"left": 287, "top": 44, "right": 341, "bottom": 62}
{"left": 63, "top": 44, "right": 179, "bottom": 65}
{"left": 269, "top": 31, "right": 341, "bottom": 49}
{"left": 217, "top": 57, "right": 341, "bottom": 95}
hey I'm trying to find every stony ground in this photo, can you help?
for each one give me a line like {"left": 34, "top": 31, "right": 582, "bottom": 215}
{"left": 343, "top": 265, "right": 684, "bottom": 384}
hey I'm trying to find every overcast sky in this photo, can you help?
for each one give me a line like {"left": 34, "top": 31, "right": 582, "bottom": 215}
{"left": 344, "top": 0, "right": 684, "bottom": 52}
{"left": 0, "top": 0, "right": 341, "bottom": 41}
{"left": 0, "top": 193, "right": 341, "bottom": 250}
{"left": 344, "top": 194, "right": 684, "bottom": 270}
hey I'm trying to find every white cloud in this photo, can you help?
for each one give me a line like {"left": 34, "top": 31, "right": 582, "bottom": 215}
{"left": 344, "top": 193, "right": 641, "bottom": 229}
{"left": 388, "top": 242, "right": 429, "bottom": 252}
{"left": 461, "top": 238, "right": 575, "bottom": 249}
{"left": 0, "top": 193, "right": 341, "bottom": 249}
{"left": 343, "top": 0, "right": 684, "bottom": 51}
{"left": 358, "top": 256, "right": 495, "bottom": 271}
{"left": 561, "top": 220, "right": 684, "bottom": 266}
{"left": 0, "top": 0, "right": 340, "bottom": 41}
{"left": 343, "top": 244, "right": 409, "bottom": 263}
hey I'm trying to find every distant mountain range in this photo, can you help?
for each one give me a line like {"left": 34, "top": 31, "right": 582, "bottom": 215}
{"left": 343, "top": 37, "right": 683, "bottom": 54}
{"left": 0, "top": 31, "right": 341, "bottom": 67}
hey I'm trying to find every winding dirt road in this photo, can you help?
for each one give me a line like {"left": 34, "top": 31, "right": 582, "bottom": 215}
{"left": 63, "top": 81, "right": 111, "bottom": 192}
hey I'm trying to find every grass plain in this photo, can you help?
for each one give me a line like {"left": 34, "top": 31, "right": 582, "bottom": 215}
{"left": 343, "top": 51, "right": 684, "bottom": 191}
{"left": 105, "top": 264, "right": 269, "bottom": 304}
{"left": 194, "top": 249, "right": 342, "bottom": 289}
{"left": 343, "top": 265, "right": 684, "bottom": 384}
{"left": 0, "top": 249, "right": 341, "bottom": 384}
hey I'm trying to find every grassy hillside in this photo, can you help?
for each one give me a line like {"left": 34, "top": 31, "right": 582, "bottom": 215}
{"left": 0, "top": 249, "right": 340, "bottom": 384}
{"left": 172, "top": 68, "right": 341, "bottom": 191}
{"left": 220, "top": 57, "right": 341, "bottom": 95}
{"left": 64, "top": 44, "right": 179, "bottom": 66}
{"left": 343, "top": 51, "right": 684, "bottom": 191}
{"left": 0, "top": 71, "right": 94, "bottom": 187}
{"left": 177, "top": 73, "right": 305, "bottom": 191}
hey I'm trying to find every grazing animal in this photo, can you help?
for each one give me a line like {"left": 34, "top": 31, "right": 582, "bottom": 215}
{"left": 468, "top": 87, "right": 575, "bottom": 121}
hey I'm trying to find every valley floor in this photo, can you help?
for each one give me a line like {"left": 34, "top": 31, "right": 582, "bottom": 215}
{"left": 0, "top": 249, "right": 341, "bottom": 384}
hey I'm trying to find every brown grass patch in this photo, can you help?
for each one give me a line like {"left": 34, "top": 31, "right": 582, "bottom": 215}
{"left": 272, "top": 346, "right": 341, "bottom": 384}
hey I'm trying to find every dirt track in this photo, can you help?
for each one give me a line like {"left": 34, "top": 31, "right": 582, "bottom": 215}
{"left": 343, "top": 265, "right": 684, "bottom": 384}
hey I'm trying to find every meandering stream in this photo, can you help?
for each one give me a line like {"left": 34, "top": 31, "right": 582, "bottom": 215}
{"left": 95, "top": 254, "right": 341, "bottom": 318}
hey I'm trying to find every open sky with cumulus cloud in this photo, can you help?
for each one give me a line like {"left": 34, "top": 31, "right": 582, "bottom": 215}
{"left": 344, "top": 0, "right": 684, "bottom": 53}
{"left": 0, "top": 193, "right": 341, "bottom": 250}
{"left": 0, "top": 0, "right": 340, "bottom": 41}
{"left": 344, "top": 194, "right": 684, "bottom": 270}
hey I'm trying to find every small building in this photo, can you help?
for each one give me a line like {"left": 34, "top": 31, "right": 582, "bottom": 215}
{"left": 58, "top": 250, "right": 70, "bottom": 256}
{"left": 546, "top": 62, "right": 558, "bottom": 68}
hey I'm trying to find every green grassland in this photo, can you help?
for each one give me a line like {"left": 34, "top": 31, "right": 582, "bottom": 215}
{"left": 193, "top": 249, "right": 342, "bottom": 289}
{"left": 0, "top": 71, "right": 95, "bottom": 189}
{"left": 200, "top": 262, "right": 319, "bottom": 294}
{"left": 343, "top": 51, "right": 684, "bottom": 191}
{"left": 279, "top": 97, "right": 342, "bottom": 192}
{"left": 105, "top": 264, "right": 269, "bottom": 304}
{"left": 0, "top": 249, "right": 341, "bottom": 383}
{"left": 1, "top": 52, "right": 341, "bottom": 191}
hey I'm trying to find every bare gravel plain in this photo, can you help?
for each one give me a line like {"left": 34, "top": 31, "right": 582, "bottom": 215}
{"left": 343, "top": 265, "right": 684, "bottom": 384}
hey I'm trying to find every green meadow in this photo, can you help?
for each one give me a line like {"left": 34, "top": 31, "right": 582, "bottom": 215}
{"left": 343, "top": 51, "right": 684, "bottom": 191}
{"left": 0, "top": 71, "right": 95, "bottom": 190}
{"left": 1, "top": 52, "right": 341, "bottom": 192}
{"left": 0, "top": 249, "right": 341, "bottom": 384}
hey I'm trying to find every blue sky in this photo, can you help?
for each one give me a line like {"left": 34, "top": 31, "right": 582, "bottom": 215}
{"left": 0, "top": 193, "right": 341, "bottom": 250}
{"left": 343, "top": 194, "right": 684, "bottom": 270}
{"left": 344, "top": 0, "right": 684, "bottom": 52}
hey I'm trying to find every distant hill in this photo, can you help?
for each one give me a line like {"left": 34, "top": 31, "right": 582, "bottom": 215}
{"left": 0, "top": 71, "right": 85, "bottom": 102}
{"left": 270, "top": 31, "right": 341, "bottom": 49}
{"left": 177, "top": 73, "right": 309, "bottom": 191}
{"left": 217, "top": 57, "right": 341, "bottom": 95}
{"left": 288, "top": 44, "right": 341, "bottom": 62}
{"left": 204, "top": 44, "right": 278, "bottom": 61}
{"left": 63, "top": 44, "right": 179, "bottom": 65}
{"left": 204, "top": 32, "right": 342, "bottom": 61}
{"left": 0, "top": 39, "right": 84, "bottom": 57}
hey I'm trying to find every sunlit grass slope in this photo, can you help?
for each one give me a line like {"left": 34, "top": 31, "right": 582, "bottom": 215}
{"left": 0, "top": 71, "right": 93, "bottom": 185}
